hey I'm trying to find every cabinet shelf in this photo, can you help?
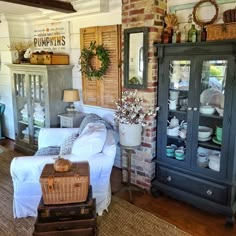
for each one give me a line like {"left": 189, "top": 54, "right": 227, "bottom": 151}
{"left": 169, "top": 88, "right": 189, "bottom": 92}
{"left": 19, "top": 120, "right": 28, "bottom": 125}
{"left": 199, "top": 114, "right": 223, "bottom": 119}
{"left": 198, "top": 141, "right": 221, "bottom": 151}
{"left": 169, "top": 110, "right": 187, "bottom": 115}
{"left": 167, "top": 135, "right": 186, "bottom": 142}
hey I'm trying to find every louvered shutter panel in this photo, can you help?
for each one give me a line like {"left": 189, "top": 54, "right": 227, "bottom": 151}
{"left": 98, "top": 25, "right": 121, "bottom": 109}
{"left": 80, "top": 27, "right": 100, "bottom": 106}
{"left": 80, "top": 25, "right": 121, "bottom": 108}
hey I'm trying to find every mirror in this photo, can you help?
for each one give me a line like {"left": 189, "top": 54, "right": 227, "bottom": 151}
{"left": 124, "top": 27, "right": 148, "bottom": 89}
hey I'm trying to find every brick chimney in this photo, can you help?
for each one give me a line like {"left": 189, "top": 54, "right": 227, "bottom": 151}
{"left": 121, "top": 0, "right": 166, "bottom": 190}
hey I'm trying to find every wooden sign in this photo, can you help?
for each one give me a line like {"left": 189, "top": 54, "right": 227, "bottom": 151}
{"left": 32, "top": 22, "right": 70, "bottom": 53}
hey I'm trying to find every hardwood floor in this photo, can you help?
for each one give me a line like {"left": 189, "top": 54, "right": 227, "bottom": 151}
{"left": 1, "top": 138, "right": 235, "bottom": 236}
{"left": 111, "top": 167, "right": 236, "bottom": 236}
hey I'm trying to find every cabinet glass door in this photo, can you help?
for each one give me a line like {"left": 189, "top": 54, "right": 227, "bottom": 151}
{"left": 29, "top": 73, "right": 45, "bottom": 146}
{"left": 166, "top": 60, "right": 190, "bottom": 163}
{"left": 14, "top": 73, "right": 30, "bottom": 144}
{"left": 194, "top": 60, "right": 226, "bottom": 174}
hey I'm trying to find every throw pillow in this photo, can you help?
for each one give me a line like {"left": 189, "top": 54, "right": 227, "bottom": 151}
{"left": 34, "top": 146, "right": 60, "bottom": 156}
{"left": 79, "top": 113, "right": 114, "bottom": 134}
{"left": 72, "top": 122, "right": 107, "bottom": 157}
{"left": 59, "top": 132, "right": 80, "bottom": 155}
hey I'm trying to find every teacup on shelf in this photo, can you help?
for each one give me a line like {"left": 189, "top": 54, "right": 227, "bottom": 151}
{"left": 175, "top": 149, "right": 185, "bottom": 160}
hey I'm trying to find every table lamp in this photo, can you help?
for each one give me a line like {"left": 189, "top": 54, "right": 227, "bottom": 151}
{"left": 63, "top": 89, "right": 80, "bottom": 113}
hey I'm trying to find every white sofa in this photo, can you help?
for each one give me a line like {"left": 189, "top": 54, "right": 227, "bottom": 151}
{"left": 10, "top": 123, "right": 116, "bottom": 218}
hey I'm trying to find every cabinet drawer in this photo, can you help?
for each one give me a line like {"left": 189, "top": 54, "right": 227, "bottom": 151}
{"left": 61, "top": 118, "right": 73, "bottom": 128}
{"left": 158, "top": 166, "right": 227, "bottom": 204}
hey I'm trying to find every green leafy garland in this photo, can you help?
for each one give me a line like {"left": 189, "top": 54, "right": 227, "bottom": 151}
{"left": 79, "top": 41, "right": 110, "bottom": 80}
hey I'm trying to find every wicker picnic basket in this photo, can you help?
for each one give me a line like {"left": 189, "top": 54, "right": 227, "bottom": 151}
{"left": 206, "top": 23, "right": 236, "bottom": 41}
{"left": 40, "top": 161, "right": 90, "bottom": 205}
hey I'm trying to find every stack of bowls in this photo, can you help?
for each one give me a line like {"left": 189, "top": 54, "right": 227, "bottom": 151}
{"left": 175, "top": 149, "right": 185, "bottom": 161}
{"left": 213, "top": 127, "right": 222, "bottom": 145}
{"left": 198, "top": 126, "right": 213, "bottom": 142}
{"left": 166, "top": 146, "right": 175, "bottom": 158}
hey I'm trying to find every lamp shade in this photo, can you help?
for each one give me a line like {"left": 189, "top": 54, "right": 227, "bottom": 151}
{"left": 63, "top": 89, "right": 80, "bottom": 102}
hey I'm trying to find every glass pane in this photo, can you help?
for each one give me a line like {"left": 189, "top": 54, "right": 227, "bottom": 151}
{"left": 197, "top": 60, "right": 227, "bottom": 172}
{"left": 166, "top": 60, "right": 191, "bottom": 162}
{"left": 14, "top": 73, "right": 26, "bottom": 97}
{"left": 29, "top": 74, "right": 45, "bottom": 146}
{"left": 14, "top": 73, "right": 30, "bottom": 144}
{"left": 169, "top": 60, "right": 190, "bottom": 91}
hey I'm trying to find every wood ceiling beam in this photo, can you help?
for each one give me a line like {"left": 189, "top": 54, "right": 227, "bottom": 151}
{"left": 0, "top": 0, "right": 76, "bottom": 13}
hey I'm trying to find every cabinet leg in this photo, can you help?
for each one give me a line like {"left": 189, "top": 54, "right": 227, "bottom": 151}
{"left": 225, "top": 215, "right": 235, "bottom": 228}
{"left": 151, "top": 186, "right": 161, "bottom": 198}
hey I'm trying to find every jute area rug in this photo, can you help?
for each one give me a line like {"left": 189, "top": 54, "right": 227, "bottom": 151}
{"left": 0, "top": 145, "right": 190, "bottom": 236}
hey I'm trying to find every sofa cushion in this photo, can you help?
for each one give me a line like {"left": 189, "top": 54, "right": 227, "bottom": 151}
{"left": 35, "top": 146, "right": 60, "bottom": 156}
{"left": 79, "top": 113, "right": 114, "bottom": 134}
{"left": 59, "top": 132, "right": 80, "bottom": 155}
{"left": 72, "top": 122, "right": 107, "bottom": 157}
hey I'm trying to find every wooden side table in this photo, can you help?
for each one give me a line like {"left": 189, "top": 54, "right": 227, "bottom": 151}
{"left": 58, "top": 112, "right": 85, "bottom": 128}
{"left": 120, "top": 144, "right": 145, "bottom": 203}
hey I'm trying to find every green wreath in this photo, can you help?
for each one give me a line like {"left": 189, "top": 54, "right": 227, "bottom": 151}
{"left": 79, "top": 41, "right": 110, "bottom": 80}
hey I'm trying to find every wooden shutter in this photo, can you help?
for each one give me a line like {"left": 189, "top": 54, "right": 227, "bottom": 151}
{"left": 80, "top": 25, "right": 121, "bottom": 109}
{"left": 80, "top": 27, "right": 99, "bottom": 106}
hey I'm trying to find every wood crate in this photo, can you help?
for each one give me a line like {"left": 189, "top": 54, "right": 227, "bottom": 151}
{"left": 206, "top": 23, "right": 236, "bottom": 41}
{"left": 40, "top": 162, "right": 90, "bottom": 205}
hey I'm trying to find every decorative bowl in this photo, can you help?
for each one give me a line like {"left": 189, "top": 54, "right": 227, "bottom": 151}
{"left": 198, "top": 126, "right": 213, "bottom": 139}
{"left": 199, "top": 105, "right": 215, "bottom": 115}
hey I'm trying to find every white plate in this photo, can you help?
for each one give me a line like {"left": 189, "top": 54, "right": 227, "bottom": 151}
{"left": 198, "top": 136, "right": 211, "bottom": 142}
{"left": 200, "top": 88, "right": 224, "bottom": 108}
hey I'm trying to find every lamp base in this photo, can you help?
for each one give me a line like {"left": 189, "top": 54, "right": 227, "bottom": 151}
{"left": 65, "top": 103, "right": 76, "bottom": 113}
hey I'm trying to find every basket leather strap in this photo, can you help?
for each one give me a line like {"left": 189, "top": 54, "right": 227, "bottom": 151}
{"left": 48, "top": 176, "right": 54, "bottom": 191}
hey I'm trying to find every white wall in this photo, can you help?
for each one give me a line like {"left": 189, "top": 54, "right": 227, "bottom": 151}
{"left": 168, "top": 0, "right": 236, "bottom": 32}
{"left": 31, "top": 0, "right": 122, "bottom": 125}
{"left": 0, "top": 0, "right": 121, "bottom": 141}
{"left": 0, "top": 15, "right": 28, "bottom": 139}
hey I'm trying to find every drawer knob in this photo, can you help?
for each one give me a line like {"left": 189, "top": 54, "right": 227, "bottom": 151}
{"left": 206, "top": 189, "right": 213, "bottom": 195}
{"left": 167, "top": 176, "right": 172, "bottom": 182}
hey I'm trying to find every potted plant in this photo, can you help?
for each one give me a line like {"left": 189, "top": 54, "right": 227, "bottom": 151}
{"left": 8, "top": 40, "right": 33, "bottom": 64}
{"left": 114, "top": 90, "right": 158, "bottom": 146}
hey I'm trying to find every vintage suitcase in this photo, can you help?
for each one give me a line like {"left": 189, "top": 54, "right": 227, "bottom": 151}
{"left": 35, "top": 208, "right": 96, "bottom": 232}
{"left": 43, "top": 54, "right": 69, "bottom": 65}
{"left": 30, "top": 53, "right": 45, "bottom": 64}
{"left": 37, "top": 186, "right": 95, "bottom": 223}
{"left": 40, "top": 162, "right": 90, "bottom": 205}
{"left": 33, "top": 227, "right": 96, "bottom": 236}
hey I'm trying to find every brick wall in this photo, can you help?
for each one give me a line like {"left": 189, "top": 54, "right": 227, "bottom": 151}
{"left": 121, "top": 0, "right": 167, "bottom": 191}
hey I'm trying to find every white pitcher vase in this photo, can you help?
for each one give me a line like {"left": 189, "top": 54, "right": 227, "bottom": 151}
{"left": 119, "top": 123, "right": 142, "bottom": 147}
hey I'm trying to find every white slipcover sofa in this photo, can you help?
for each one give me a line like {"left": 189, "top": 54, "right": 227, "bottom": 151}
{"left": 10, "top": 122, "right": 116, "bottom": 218}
